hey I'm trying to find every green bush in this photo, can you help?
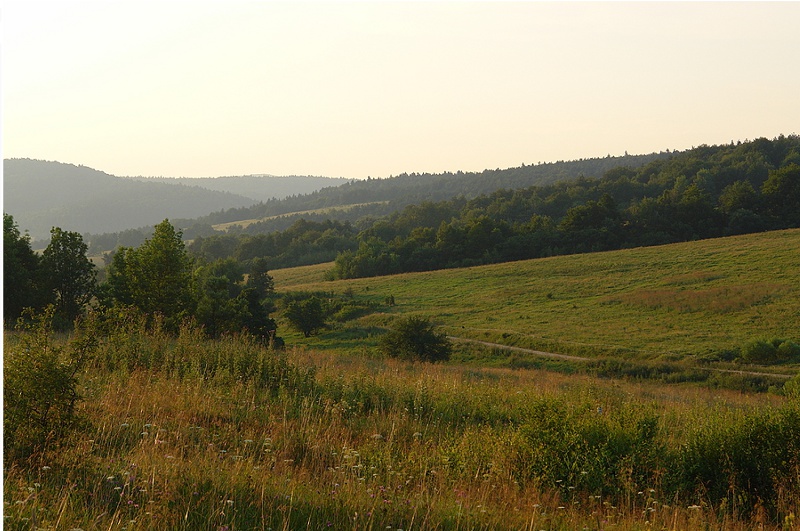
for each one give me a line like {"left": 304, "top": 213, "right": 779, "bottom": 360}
{"left": 777, "top": 339, "right": 800, "bottom": 361}
{"left": 674, "top": 402, "right": 800, "bottom": 515}
{"left": 513, "top": 398, "right": 664, "bottom": 496}
{"left": 379, "top": 316, "right": 452, "bottom": 362}
{"left": 4, "top": 307, "right": 98, "bottom": 463}
{"left": 739, "top": 338, "right": 800, "bottom": 364}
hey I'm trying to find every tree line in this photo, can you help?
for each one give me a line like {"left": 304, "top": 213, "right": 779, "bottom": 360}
{"left": 80, "top": 151, "right": 667, "bottom": 254}
{"left": 107, "top": 136, "right": 800, "bottom": 280}
{"left": 327, "top": 136, "right": 800, "bottom": 279}
{"left": 6, "top": 136, "right": 799, "bottom": 327}
{"left": 4, "top": 217, "right": 280, "bottom": 343}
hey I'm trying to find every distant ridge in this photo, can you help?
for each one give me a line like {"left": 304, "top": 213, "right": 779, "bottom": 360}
{"left": 127, "top": 175, "right": 352, "bottom": 203}
{"left": 2, "top": 159, "right": 346, "bottom": 242}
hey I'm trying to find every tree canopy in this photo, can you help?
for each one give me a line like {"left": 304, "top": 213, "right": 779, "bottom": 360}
{"left": 41, "top": 227, "right": 96, "bottom": 324}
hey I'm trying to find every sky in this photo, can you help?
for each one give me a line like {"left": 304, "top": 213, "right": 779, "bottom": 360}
{"left": 3, "top": 1, "right": 800, "bottom": 180}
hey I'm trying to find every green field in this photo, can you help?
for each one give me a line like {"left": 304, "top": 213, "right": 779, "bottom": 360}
{"left": 272, "top": 229, "right": 800, "bottom": 369}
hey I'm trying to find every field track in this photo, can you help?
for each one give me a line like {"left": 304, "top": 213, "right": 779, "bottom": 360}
{"left": 448, "top": 335, "right": 795, "bottom": 379}
{"left": 448, "top": 335, "right": 590, "bottom": 362}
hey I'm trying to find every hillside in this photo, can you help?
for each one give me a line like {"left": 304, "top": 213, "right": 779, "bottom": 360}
{"left": 183, "top": 135, "right": 800, "bottom": 276}
{"left": 272, "top": 228, "right": 800, "bottom": 366}
{"left": 186, "top": 151, "right": 668, "bottom": 230}
{"left": 129, "top": 174, "right": 352, "bottom": 203}
{"left": 84, "top": 151, "right": 668, "bottom": 252}
{"left": 2, "top": 159, "right": 353, "bottom": 244}
{"left": 2, "top": 159, "right": 258, "bottom": 242}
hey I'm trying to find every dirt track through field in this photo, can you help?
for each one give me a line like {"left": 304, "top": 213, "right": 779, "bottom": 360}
{"left": 448, "top": 336, "right": 795, "bottom": 380}
{"left": 447, "top": 336, "right": 591, "bottom": 362}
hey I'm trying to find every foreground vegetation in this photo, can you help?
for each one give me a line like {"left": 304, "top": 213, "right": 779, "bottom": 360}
{"left": 4, "top": 311, "right": 800, "bottom": 530}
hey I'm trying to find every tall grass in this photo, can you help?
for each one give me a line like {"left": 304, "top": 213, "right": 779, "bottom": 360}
{"left": 4, "top": 312, "right": 799, "bottom": 530}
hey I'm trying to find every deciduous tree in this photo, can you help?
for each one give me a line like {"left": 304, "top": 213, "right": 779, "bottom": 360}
{"left": 41, "top": 227, "right": 96, "bottom": 324}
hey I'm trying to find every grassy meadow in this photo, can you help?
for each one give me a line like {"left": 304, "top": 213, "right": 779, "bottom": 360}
{"left": 273, "top": 229, "right": 800, "bottom": 368}
{"left": 5, "top": 230, "right": 800, "bottom": 530}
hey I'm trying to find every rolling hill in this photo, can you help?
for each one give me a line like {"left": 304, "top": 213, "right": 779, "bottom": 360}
{"left": 2, "top": 159, "right": 350, "bottom": 243}
{"left": 272, "top": 228, "right": 800, "bottom": 366}
{"left": 128, "top": 174, "right": 352, "bottom": 203}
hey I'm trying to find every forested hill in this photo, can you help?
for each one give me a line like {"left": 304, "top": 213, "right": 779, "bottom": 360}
{"left": 324, "top": 136, "right": 800, "bottom": 279}
{"left": 83, "top": 151, "right": 668, "bottom": 253}
{"left": 189, "top": 152, "right": 668, "bottom": 228}
{"left": 183, "top": 135, "right": 800, "bottom": 277}
{"left": 3, "top": 159, "right": 258, "bottom": 242}
{"left": 2, "top": 159, "right": 351, "bottom": 243}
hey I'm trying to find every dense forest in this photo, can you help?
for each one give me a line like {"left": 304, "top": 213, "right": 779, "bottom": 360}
{"left": 185, "top": 136, "right": 800, "bottom": 279}
{"left": 82, "top": 151, "right": 667, "bottom": 253}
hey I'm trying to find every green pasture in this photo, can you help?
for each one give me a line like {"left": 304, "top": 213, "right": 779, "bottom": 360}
{"left": 272, "top": 229, "right": 800, "bottom": 365}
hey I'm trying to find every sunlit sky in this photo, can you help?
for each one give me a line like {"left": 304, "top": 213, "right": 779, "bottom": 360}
{"left": 3, "top": 1, "right": 800, "bottom": 179}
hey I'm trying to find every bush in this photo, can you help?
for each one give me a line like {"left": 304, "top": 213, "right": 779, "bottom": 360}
{"left": 379, "top": 316, "right": 451, "bottom": 362}
{"left": 513, "top": 397, "right": 664, "bottom": 496}
{"left": 284, "top": 296, "right": 326, "bottom": 337}
{"left": 4, "top": 307, "right": 99, "bottom": 463}
{"left": 674, "top": 402, "right": 800, "bottom": 515}
{"left": 739, "top": 338, "right": 800, "bottom": 364}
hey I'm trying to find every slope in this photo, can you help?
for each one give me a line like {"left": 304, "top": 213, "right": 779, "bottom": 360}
{"left": 3, "top": 159, "right": 259, "bottom": 242}
{"left": 272, "top": 228, "right": 800, "bottom": 365}
{"left": 129, "top": 174, "right": 352, "bottom": 203}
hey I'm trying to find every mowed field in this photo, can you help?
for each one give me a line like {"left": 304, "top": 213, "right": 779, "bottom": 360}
{"left": 272, "top": 229, "right": 800, "bottom": 365}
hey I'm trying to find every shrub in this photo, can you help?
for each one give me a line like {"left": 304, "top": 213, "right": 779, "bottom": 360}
{"left": 739, "top": 338, "right": 800, "bottom": 364}
{"left": 674, "top": 402, "right": 800, "bottom": 515}
{"left": 777, "top": 339, "right": 800, "bottom": 361}
{"left": 4, "top": 307, "right": 99, "bottom": 463}
{"left": 284, "top": 296, "right": 326, "bottom": 337}
{"left": 379, "top": 316, "right": 452, "bottom": 362}
{"left": 513, "top": 398, "right": 664, "bottom": 496}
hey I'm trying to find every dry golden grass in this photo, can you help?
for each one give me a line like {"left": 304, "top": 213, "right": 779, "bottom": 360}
{"left": 5, "top": 331, "right": 798, "bottom": 530}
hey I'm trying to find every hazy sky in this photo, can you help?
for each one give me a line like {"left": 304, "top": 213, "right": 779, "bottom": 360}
{"left": 3, "top": 1, "right": 800, "bottom": 179}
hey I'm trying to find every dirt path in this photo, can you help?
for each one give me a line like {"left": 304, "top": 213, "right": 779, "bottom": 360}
{"left": 447, "top": 336, "right": 591, "bottom": 362}
{"left": 448, "top": 336, "right": 795, "bottom": 380}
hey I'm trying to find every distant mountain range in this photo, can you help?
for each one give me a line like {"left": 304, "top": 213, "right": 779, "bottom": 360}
{"left": 2, "top": 159, "right": 350, "bottom": 242}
